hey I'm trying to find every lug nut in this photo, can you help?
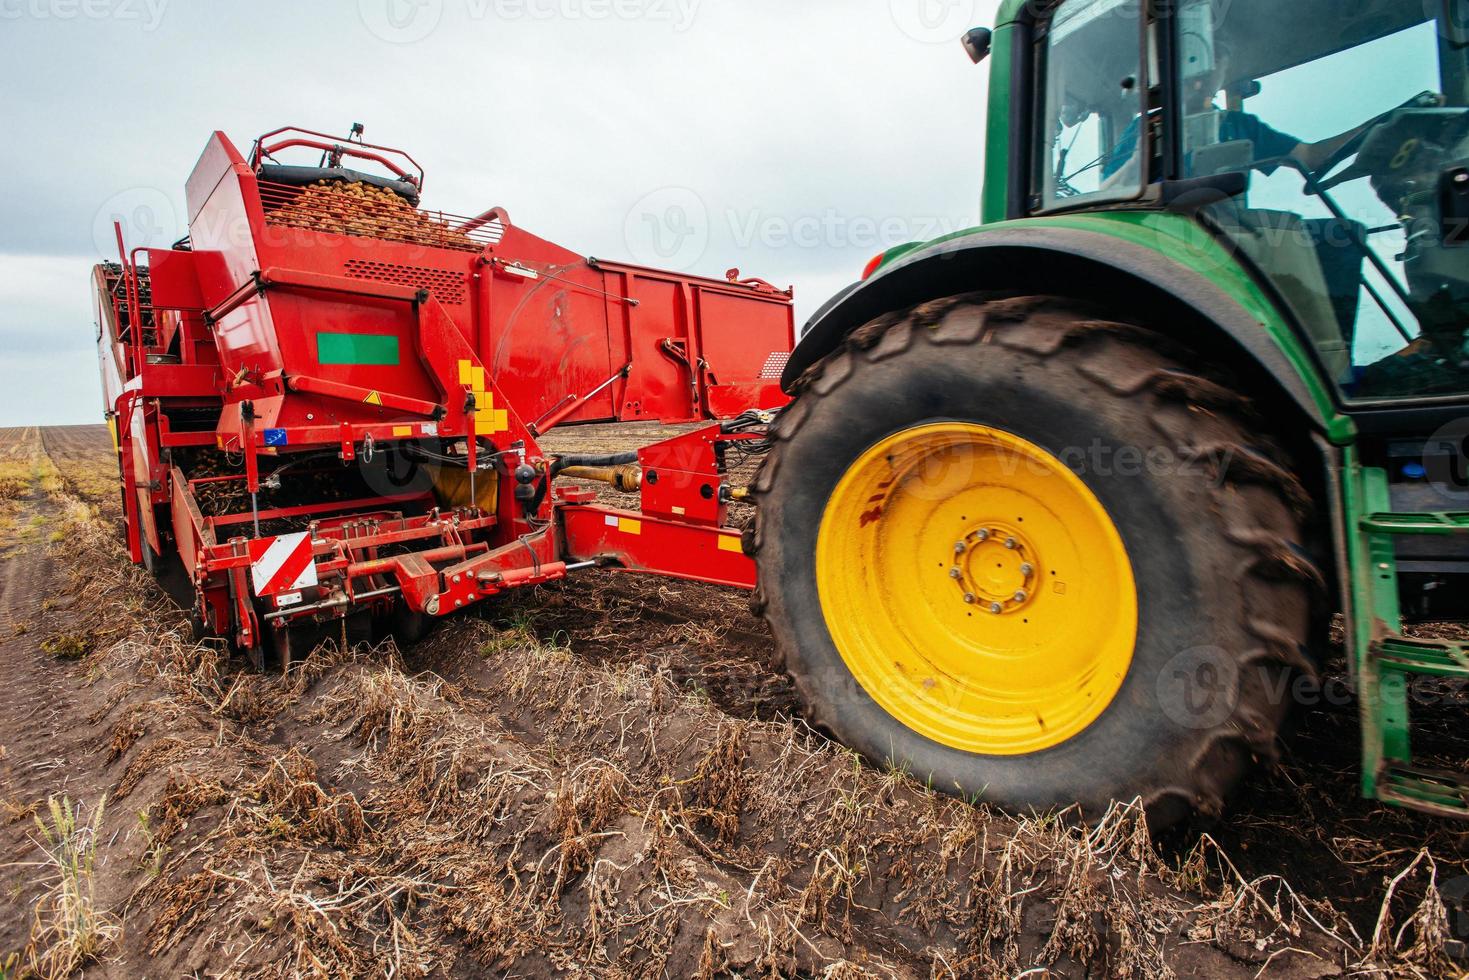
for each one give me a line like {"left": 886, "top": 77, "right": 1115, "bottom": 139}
{"left": 949, "top": 567, "right": 962, "bottom": 579}
{"left": 1004, "top": 537, "right": 1017, "bottom": 550}
{"left": 1019, "top": 562, "right": 1034, "bottom": 576}
{"left": 954, "top": 542, "right": 966, "bottom": 554}
{"left": 989, "top": 602, "right": 1004, "bottom": 614}
{"left": 974, "top": 529, "right": 990, "bottom": 541}
{"left": 963, "top": 593, "right": 976, "bottom": 604}
{"left": 1014, "top": 590, "right": 1028, "bottom": 602}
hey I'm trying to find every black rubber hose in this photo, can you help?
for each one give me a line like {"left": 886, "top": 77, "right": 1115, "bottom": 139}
{"left": 549, "top": 452, "right": 638, "bottom": 479}
{"left": 528, "top": 452, "right": 639, "bottom": 517}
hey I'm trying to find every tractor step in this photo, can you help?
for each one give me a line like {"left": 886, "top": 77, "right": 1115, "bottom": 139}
{"left": 1346, "top": 462, "right": 1469, "bottom": 816}
{"left": 1371, "top": 634, "right": 1469, "bottom": 678}
{"left": 1378, "top": 764, "right": 1469, "bottom": 818}
{"left": 1362, "top": 511, "right": 1469, "bottom": 535}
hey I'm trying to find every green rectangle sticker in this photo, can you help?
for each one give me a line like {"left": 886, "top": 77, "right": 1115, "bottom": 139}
{"left": 317, "top": 332, "right": 400, "bottom": 366}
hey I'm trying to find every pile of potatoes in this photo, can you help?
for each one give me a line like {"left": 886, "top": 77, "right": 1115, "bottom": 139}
{"left": 268, "top": 179, "right": 474, "bottom": 250}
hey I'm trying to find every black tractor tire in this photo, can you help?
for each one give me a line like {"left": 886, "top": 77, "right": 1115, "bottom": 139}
{"left": 749, "top": 294, "right": 1322, "bottom": 826}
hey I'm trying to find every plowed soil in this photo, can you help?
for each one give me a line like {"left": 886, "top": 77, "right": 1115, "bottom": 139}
{"left": 0, "top": 423, "right": 1465, "bottom": 978}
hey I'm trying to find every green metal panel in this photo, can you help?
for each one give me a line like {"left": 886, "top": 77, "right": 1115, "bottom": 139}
{"left": 868, "top": 210, "right": 1352, "bottom": 440}
{"left": 1344, "top": 449, "right": 1410, "bottom": 799}
{"left": 995, "top": 0, "right": 1036, "bottom": 27}
{"left": 979, "top": 23, "right": 1018, "bottom": 226}
{"left": 1378, "top": 770, "right": 1469, "bottom": 816}
{"left": 1374, "top": 637, "right": 1469, "bottom": 678}
{"left": 1352, "top": 473, "right": 1469, "bottom": 812}
{"left": 316, "top": 332, "right": 400, "bottom": 367}
{"left": 1362, "top": 512, "right": 1469, "bottom": 535}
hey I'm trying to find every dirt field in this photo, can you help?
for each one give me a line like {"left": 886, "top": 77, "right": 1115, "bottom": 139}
{"left": 0, "top": 423, "right": 1466, "bottom": 977}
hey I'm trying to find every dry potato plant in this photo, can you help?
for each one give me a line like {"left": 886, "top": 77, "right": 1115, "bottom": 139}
{"left": 0, "top": 440, "right": 1464, "bottom": 978}
{"left": 20, "top": 796, "right": 119, "bottom": 978}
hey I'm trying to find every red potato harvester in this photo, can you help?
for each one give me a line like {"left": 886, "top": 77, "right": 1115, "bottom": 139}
{"left": 95, "top": 125, "right": 794, "bottom": 667}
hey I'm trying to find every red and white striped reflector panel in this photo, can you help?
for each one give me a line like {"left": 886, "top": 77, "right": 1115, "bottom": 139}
{"left": 247, "top": 532, "right": 318, "bottom": 599}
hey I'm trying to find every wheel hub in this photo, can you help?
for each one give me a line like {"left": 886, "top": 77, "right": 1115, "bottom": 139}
{"left": 951, "top": 525, "right": 1037, "bottom": 614}
{"left": 815, "top": 422, "right": 1139, "bottom": 755}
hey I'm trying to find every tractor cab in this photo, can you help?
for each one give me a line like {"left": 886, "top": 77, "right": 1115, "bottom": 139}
{"left": 769, "top": 0, "right": 1469, "bottom": 823}
{"left": 1035, "top": 0, "right": 1469, "bottom": 401}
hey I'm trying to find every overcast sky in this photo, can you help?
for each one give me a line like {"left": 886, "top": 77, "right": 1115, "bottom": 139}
{"left": 0, "top": 0, "right": 999, "bottom": 427}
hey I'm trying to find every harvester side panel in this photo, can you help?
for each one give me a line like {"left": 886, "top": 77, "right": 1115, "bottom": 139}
{"left": 483, "top": 227, "right": 620, "bottom": 427}
{"left": 185, "top": 133, "right": 264, "bottom": 309}
{"left": 91, "top": 265, "right": 127, "bottom": 420}
{"left": 598, "top": 261, "right": 794, "bottom": 423}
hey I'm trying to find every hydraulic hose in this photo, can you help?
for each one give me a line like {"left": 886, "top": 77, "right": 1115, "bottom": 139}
{"left": 527, "top": 452, "right": 641, "bottom": 516}
{"left": 558, "top": 464, "right": 642, "bottom": 492}
{"left": 549, "top": 452, "right": 639, "bottom": 478}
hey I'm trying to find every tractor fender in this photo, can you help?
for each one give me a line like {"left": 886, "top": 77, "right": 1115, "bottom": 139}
{"left": 783, "top": 223, "right": 1330, "bottom": 432}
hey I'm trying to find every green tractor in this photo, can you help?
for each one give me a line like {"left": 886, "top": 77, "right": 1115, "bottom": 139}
{"left": 752, "top": 0, "right": 1469, "bottom": 825}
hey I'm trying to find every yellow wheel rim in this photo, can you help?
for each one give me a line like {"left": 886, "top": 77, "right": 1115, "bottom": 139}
{"left": 816, "top": 422, "right": 1138, "bottom": 755}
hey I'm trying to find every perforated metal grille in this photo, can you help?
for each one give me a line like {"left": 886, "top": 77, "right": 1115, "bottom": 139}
{"left": 343, "top": 259, "right": 468, "bottom": 305}
{"left": 759, "top": 351, "right": 790, "bottom": 379}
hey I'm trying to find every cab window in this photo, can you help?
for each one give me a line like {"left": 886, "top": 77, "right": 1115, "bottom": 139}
{"left": 1176, "top": 0, "right": 1469, "bottom": 400}
{"left": 1033, "top": 0, "right": 1147, "bottom": 210}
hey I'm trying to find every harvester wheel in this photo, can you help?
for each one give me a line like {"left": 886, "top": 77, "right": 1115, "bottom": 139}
{"left": 264, "top": 621, "right": 302, "bottom": 673}
{"left": 188, "top": 605, "right": 208, "bottom": 643}
{"left": 750, "top": 294, "right": 1321, "bottom": 826}
{"left": 140, "top": 536, "right": 163, "bottom": 579}
{"left": 386, "top": 603, "right": 433, "bottom": 647}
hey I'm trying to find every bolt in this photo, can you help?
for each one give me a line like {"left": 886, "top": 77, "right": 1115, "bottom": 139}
{"left": 963, "top": 593, "right": 976, "bottom": 604}
{"left": 1020, "top": 562, "right": 1034, "bottom": 576}
{"left": 954, "top": 542, "right": 966, "bottom": 554}
{"left": 1004, "top": 537, "right": 1018, "bottom": 550}
{"left": 974, "top": 529, "right": 990, "bottom": 542}
{"left": 949, "top": 567, "right": 962, "bottom": 579}
{"left": 989, "top": 602, "right": 1004, "bottom": 614}
{"left": 1014, "top": 590, "right": 1028, "bottom": 602}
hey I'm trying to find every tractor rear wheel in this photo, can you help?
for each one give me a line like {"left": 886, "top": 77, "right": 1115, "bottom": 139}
{"left": 750, "top": 294, "right": 1320, "bottom": 826}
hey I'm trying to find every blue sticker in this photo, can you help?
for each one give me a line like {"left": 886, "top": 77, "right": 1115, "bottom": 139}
{"left": 263, "top": 428, "right": 289, "bottom": 447}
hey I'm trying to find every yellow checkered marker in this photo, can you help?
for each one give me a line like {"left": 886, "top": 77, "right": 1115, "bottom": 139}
{"left": 458, "top": 359, "right": 510, "bottom": 434}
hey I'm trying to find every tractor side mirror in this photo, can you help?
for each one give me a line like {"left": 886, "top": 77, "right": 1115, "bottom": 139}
{"left": 962, "top": 28, "right": 992, "bottom": 65}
